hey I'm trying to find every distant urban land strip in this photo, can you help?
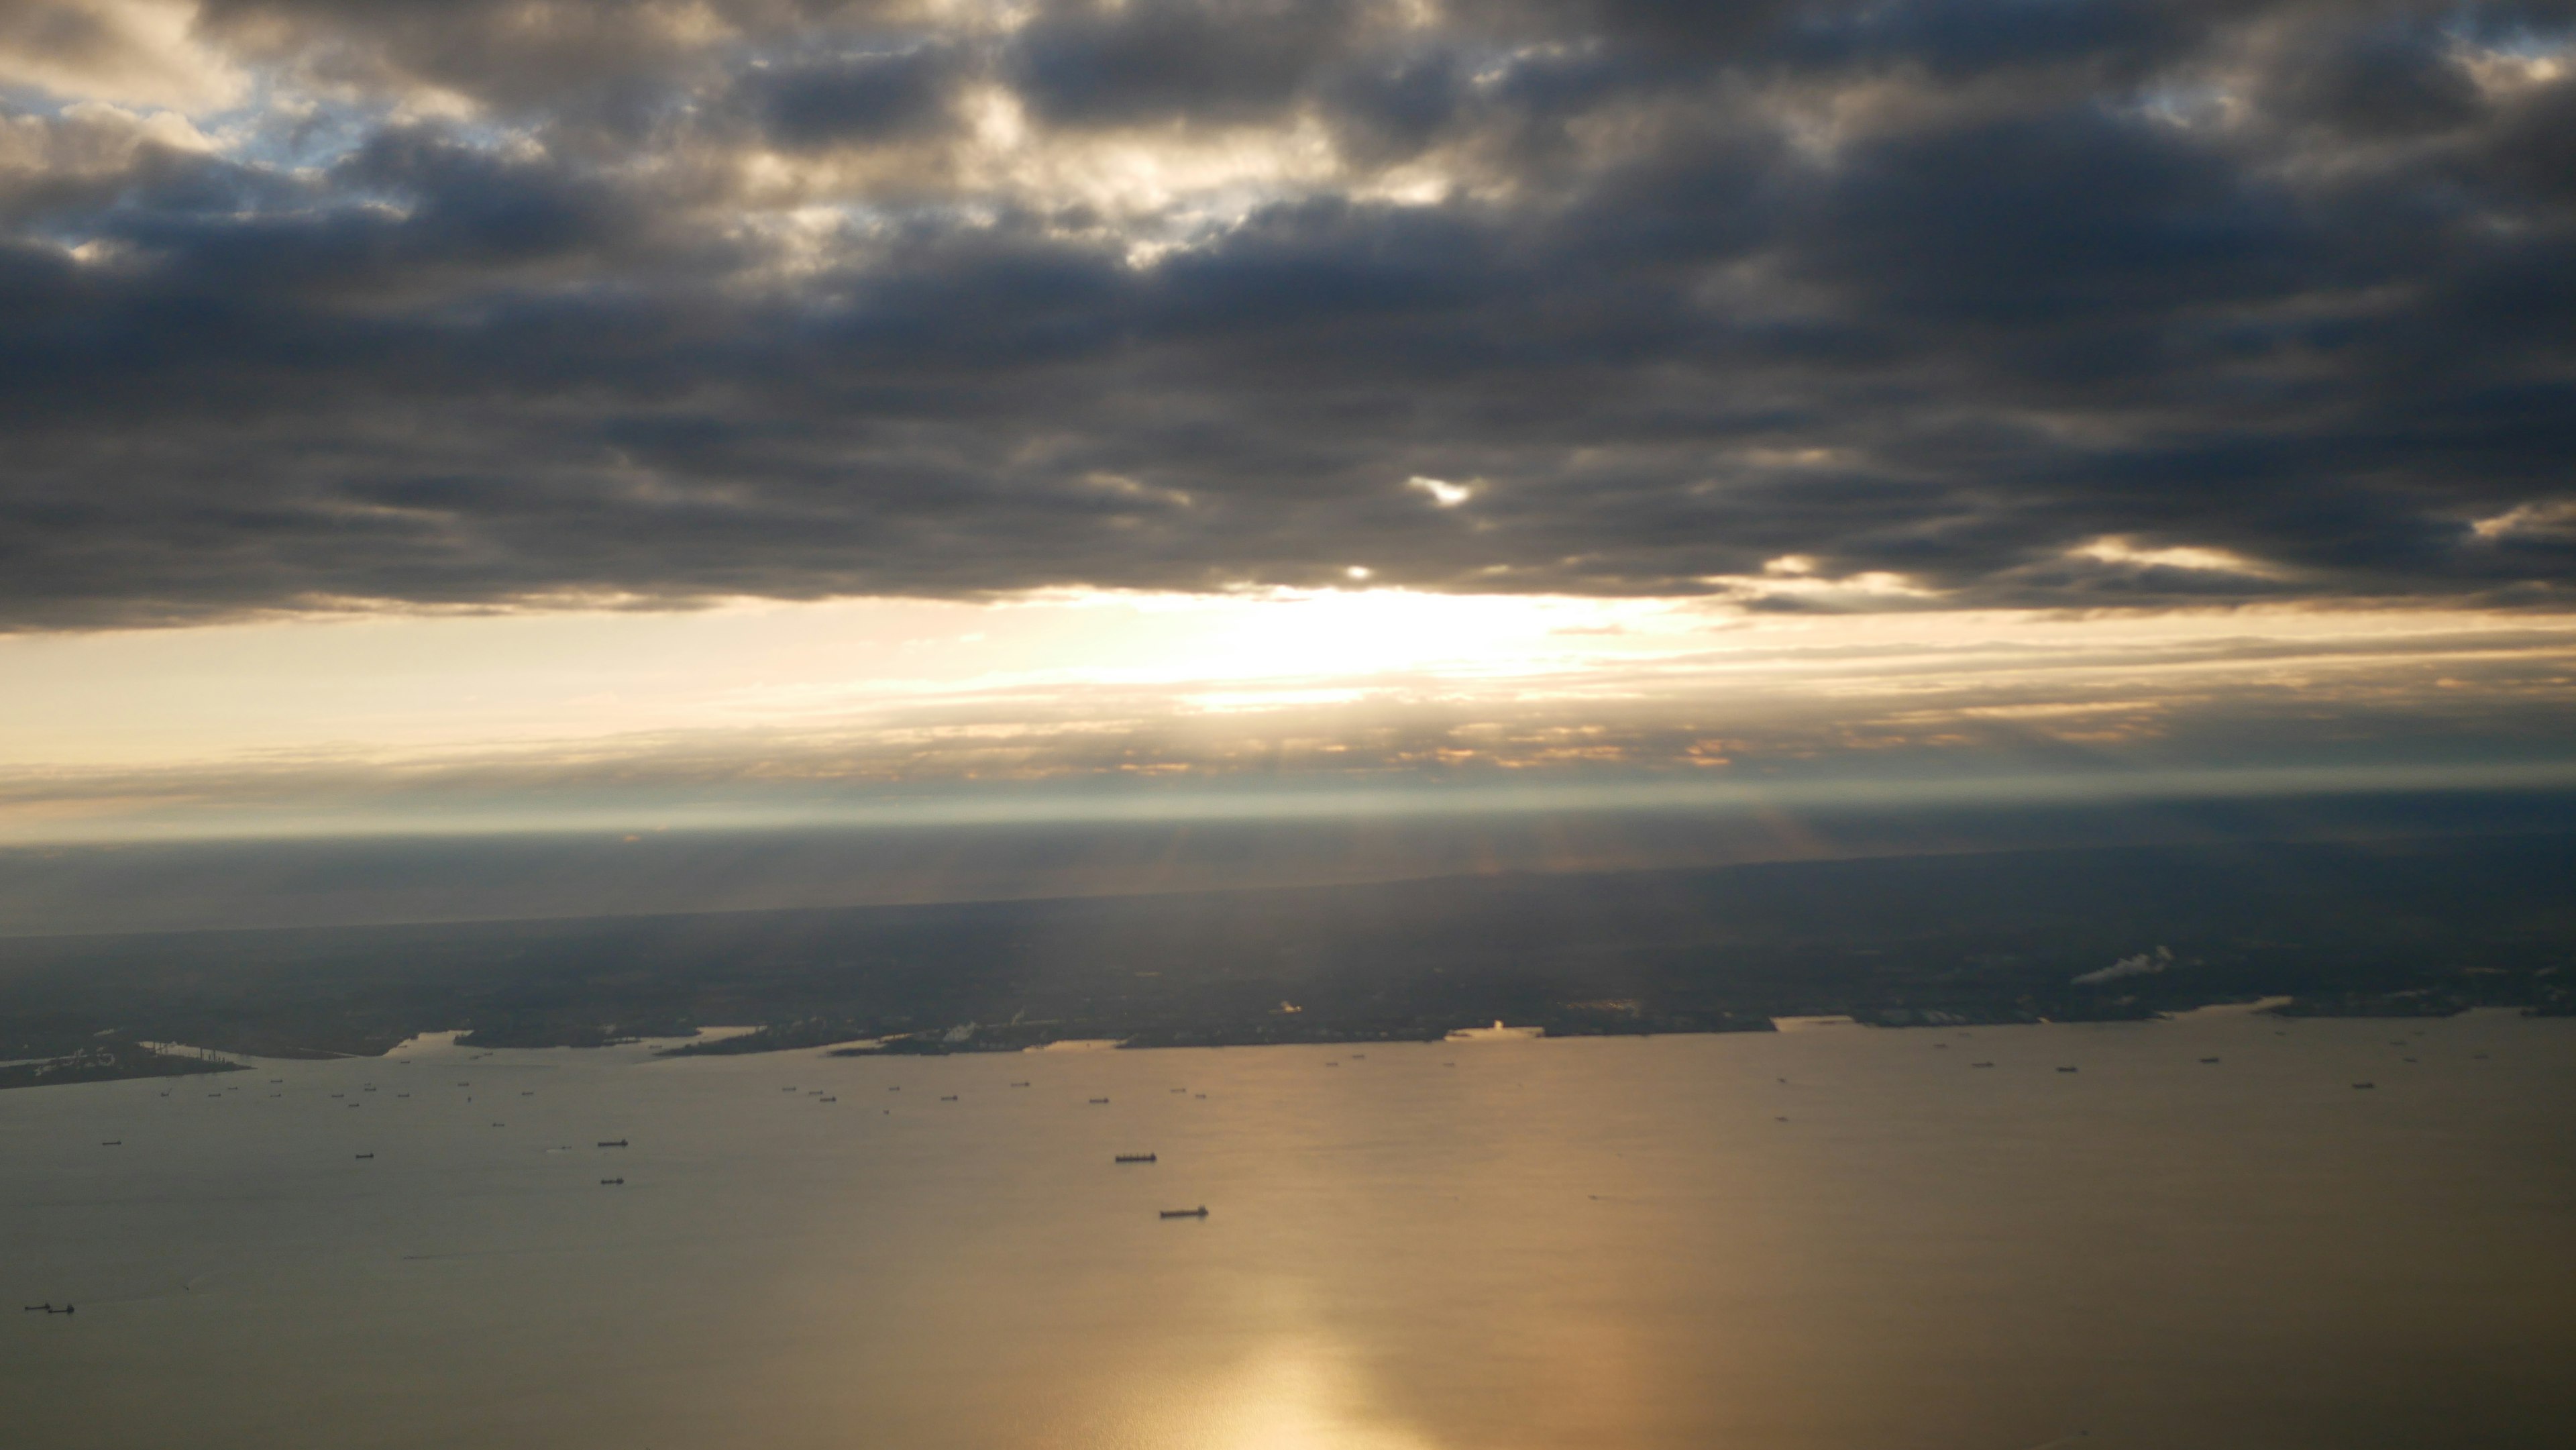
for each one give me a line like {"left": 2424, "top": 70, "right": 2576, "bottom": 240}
{"left": 3, "top": 834, "right": 2570, "bottom": 1084}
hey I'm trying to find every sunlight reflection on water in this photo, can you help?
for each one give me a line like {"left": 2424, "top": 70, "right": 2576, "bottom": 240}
{"left": 3, "top": 1013, "right": 2571, "bottom": 1449}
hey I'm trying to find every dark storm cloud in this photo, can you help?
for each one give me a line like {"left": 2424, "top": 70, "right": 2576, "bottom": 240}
{"left": 1, "top": 0, "right": 2573, "bottom": 627}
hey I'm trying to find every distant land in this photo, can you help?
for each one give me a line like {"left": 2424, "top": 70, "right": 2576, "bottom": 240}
{"left": 3, "top": 831, "right": 2569, "bottom": 1078}
{"left": 0, "top": 1042, "right": 245, "bottom": 1092}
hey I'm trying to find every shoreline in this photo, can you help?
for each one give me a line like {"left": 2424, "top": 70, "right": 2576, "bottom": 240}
{"left": 17, "top": 996, "right": 2561, "bottom": 1088}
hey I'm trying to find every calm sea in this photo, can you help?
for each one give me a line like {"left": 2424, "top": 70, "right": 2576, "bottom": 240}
{"left": 4, "top": 1008, "right": 2570, "bottom": 1449}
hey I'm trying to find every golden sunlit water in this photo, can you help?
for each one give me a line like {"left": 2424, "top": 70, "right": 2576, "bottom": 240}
{"left": 5, "top": 1011, "right": 2571, "bottom": 1449}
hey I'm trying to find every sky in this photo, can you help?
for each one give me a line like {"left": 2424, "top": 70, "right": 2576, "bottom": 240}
{"left": 3, "top": 0, "right": 2573, "bottom": 847}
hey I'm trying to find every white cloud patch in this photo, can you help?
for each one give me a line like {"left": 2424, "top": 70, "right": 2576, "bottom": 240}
{"left": 2069, "top": 538, "right": 2288, "bottom": 579}
{"left": 1407, "top": 475, "right": 1472, "bottom": 507}
{"left": 2469, "top": 501, "right": 2576, "bottom": 541}
{"left": 0, "top": 1, "right": 246, "bottom": 112}
{"left": 0, "top": 98, "right": 213, "bottom": 180}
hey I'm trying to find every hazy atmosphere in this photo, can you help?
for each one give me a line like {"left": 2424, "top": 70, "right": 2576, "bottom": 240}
{"left": 5, "top": 0, "right": 2575, "bottom": 847}
{"left": 5, "top": 4, "right": 2573, "bottom": 1448}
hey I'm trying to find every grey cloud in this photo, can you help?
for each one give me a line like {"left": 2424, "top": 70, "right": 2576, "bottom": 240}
{"left": 1313, "top": 48, "right": 1468, "bottom": 164}
{"left": 1786, "top": 105, "right": 2308, "bottom": 324}
{"left": 193, "top": 0, "right": 800, "bottom": 103}
{"left": 0, "top": 3, "right": 123, "bottom": 65}
{"left": 2267, "top": 18, "right": 2485, "bottom": 137}
{"left": 744, "top": 44, "right": 963, "bottom": 147}
{"left": 1787, "top": 0, "right": 2194, "bottom": 76}
{"left": 0, "top": 0, "right": 2571, "bottom": 626}
{"left": 1006, "top": 0, "right": 1375, "bottom": 127}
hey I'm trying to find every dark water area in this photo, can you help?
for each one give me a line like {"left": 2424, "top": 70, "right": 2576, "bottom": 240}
{"left": 5, "top": 1010, "right": 2570, "bottom": 1449}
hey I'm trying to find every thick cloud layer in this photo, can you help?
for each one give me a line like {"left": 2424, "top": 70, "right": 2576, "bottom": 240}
{"left": 2, "top": 0, "right": 2572, "bottom": 627}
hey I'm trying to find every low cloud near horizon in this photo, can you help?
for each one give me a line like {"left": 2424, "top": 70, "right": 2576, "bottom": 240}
{"left": 3, "top": 0, "right": 2573, "bottom": 629}
{"left": 6, "top": 596, "right": 2573, "bottom": 842}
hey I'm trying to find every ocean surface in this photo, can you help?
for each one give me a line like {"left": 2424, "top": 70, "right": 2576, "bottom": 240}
{"left": 3, "top": 1009, "right": 2570, "bottom": 1449}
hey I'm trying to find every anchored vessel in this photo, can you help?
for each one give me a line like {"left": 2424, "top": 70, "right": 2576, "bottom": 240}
{"left": 1114, "top": 1153, "right": 1157, "bottom": 1163}
{"left": 1159, "top": 1206, "right": 1209, "bottom": 1219}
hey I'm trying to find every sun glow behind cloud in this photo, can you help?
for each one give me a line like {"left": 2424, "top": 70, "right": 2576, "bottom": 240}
{"left": 5, "top": 590, "right": 2575, "bottom": 842}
